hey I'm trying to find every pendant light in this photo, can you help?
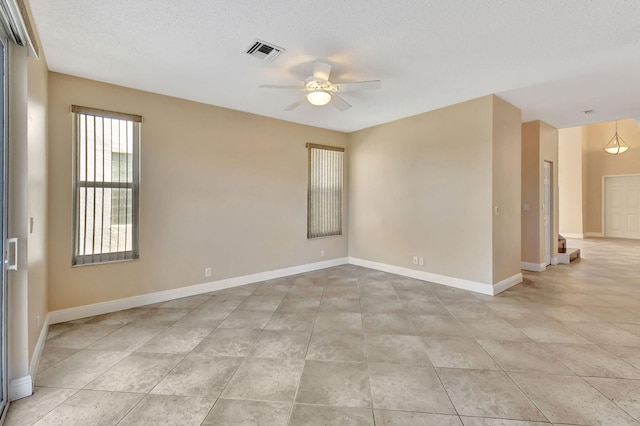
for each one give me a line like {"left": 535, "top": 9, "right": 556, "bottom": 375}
{"left": 603, "top": 120, "right": 630, "bottom": 155}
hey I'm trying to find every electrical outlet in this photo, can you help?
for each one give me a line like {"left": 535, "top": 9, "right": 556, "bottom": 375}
{"left": 320, "top": 250, "right": 325, "bottom": 257}
{"left": 204, "top": 267, "right": 212, "bottom": 277}
{"left": 36, "top": 315, "right": 40, "bottom": 328}
{"left": 412, "top": 256, "right": 418, "bottom": 265}
{"left": 419, "top": 257, "right": 424, "bottom": 266}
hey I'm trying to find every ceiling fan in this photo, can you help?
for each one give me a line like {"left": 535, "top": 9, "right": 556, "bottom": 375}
{"left": 259, "top": 61, "right": 381, "bottom": 111}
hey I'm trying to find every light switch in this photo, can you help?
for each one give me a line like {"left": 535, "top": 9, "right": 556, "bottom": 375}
{"left": 523, "top": 204, "right": 529, "bottom": 211}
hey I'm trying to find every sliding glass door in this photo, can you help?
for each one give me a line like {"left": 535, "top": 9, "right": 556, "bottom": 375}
{"left": 0, "top": 28, "right": 8, "bottom": 417}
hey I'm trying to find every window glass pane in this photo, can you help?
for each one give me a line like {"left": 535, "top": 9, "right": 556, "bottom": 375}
{"left": 111, "top": 152, "right": 132, "bottom": 183}
{"left": 110, "top": 187, "right": 132, "bottom": 226}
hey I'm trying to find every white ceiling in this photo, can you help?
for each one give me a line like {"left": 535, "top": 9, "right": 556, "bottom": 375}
{"left": 29, "top": 0, "right": 640, "bottom": 133}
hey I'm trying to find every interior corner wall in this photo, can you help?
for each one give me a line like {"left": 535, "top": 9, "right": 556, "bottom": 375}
{"left": 491, "top": 96, "right": 522, "bottom": 284}
{"left": 521, "top": 122, "right": 541, "bottom": 265}
{"left": 348, "top": 96, "right": 495, "bottom": 286}
{"left": 47, "top": 72, "right": 348, "bottom": 311}
{"left": 558, "top": 126, "right": 584, "bottom": 237}
{"left": 583, "top": 119, "right": 640, "bottom": 235}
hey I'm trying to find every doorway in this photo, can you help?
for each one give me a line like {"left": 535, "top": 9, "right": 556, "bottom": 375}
{"left": 604, "top": 174, "right": 640, "bottom": 239}
{"left": 543, "top": 161, "right": 553, "bottom": 266}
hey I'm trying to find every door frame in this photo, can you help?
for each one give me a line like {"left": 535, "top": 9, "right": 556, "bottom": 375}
{"left": 543, "top": 161, "right": 554, "bottom": 266}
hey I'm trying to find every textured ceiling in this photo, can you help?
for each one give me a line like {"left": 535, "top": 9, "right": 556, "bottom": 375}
{"left": 29, "top": 0, "right": 640, "bottom": 132}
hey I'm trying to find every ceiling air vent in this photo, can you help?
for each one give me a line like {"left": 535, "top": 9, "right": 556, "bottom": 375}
{"left": 245, "top": 39, "right": 284, "bottom": 62}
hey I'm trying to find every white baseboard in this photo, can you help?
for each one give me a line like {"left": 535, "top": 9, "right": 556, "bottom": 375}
{"left": 551, "top": 256, "right": 559, "bottom": 266}
{"left": 561, "top": 233, "right": 583, "bottom": 239}
{"left": 493, "top": 273, "right": 524, "bottom": 295}
{"left": 29, "top": 314, "right": 50, "bottom": 379}
{"left": 9, "top": 376, "right": 32, "bottom": 401}
{"left": 348, "top": 257, "right": 497, "bottom": 295}
{"left": 521, "top": 262, "right": 546, "bottom": 272}
{"left": 584, "top": 232, "right": 604, "bottom": 238}
{"left": 49, "top": 257, "right": 349, "bottom": 324}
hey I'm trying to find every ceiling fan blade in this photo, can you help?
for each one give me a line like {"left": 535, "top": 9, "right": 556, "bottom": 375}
{"left": 284, "top": 95, "right": 308, "bottom": 111}
{"left": 330, "top": 93, "right": 351, "bottom": 111}
{"left": 331, "top": 80, "right": 381, "bottom": 92}
{"left": 313, "top": 61, "right": 332, "bottom": 82}
{"left": 259, "top": 84, "right": 304, "bottom": 90}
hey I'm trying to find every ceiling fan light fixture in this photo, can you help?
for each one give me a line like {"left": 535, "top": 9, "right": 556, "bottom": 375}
{"left": 603, "top": 121, "right": 630, "bottom": 155}
{"left": 307, "top": 90, "right": 331, "bottom": 106}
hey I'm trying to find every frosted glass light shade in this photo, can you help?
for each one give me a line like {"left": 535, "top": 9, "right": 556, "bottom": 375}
{"left": 603, "top": 134, "right": 630, "bottom": 155}
{"left": 307, "top": 91, "right": 332, "bottom": 106}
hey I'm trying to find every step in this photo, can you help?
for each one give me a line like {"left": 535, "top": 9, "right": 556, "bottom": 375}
{"left": 558, "top": 248, "right": 580, "bottom": 264}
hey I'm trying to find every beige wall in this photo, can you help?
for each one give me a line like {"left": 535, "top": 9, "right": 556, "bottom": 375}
{"left": 24, "top": 0, "right": 49, "bottom": 367}
{"left": 491, "top": 96, "right": 522, "bottom": 283}
{"left": 583, "top": 119, "right": 640, "bottom": 235}
{"left": 349, "top": 95, "right": 521, "bottom": 286}
{"left": 26, "top": 53, "right": 48, "bottom": 359}
{"left": 48, "top": 73, "right": 348, "bottom": 311}
{"left": 521, "top": 122, "right": 541, "bottom": 264}
{"left": 558, "top": 126, "right": 584, "bottom": 236}
{"left": 521, "top": 120, "right": 559, "bottom": 266}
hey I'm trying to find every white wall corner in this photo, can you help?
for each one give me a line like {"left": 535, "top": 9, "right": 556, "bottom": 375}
{"left": 9, "top": 375, "right": 32, "bottom": 401}
{"left": 492, "top": 273, "right": 523, "bottom": 295}
{"left": 48, "top": 257, "right": 349, "bottom": 324}
{"left": 561, "top": 233, "right": 583, "bottom": 239}
{"left": 550, "top": 256, "right": 559, "bottom": 266}
{"left": 29, "top": 314, "right": 50, "bottom": 379}
{"left": 520, "top": 262, "right": 546, "bottom": 272}
{"left": 348, "top": 257, "right": 495, "bottom": 295}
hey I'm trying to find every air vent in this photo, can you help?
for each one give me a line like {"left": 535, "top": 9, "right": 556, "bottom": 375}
{"left": 245, "top": 39, "right": 284, "bottom": 62}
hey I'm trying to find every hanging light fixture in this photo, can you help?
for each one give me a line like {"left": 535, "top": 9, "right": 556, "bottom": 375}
{"left": 307, "top": 90, "right": 332, "bottom": 106}
{"left": 603, "top": 120, "right": 630, "bottom": 155}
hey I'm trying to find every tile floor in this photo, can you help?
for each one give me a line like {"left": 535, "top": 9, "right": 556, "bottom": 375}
{"left": 5, "top": 238, "right": 640, "bottom": 425}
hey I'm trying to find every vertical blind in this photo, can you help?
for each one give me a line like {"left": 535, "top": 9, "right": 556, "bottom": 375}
{"left": 72, "top": 105, "right": 141, "bottom": 265}
{"left": 307, "top": 143, "right": 344, "bottom": 238}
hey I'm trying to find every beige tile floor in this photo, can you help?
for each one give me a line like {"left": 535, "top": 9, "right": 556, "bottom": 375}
{"left": 5, "top": 237, "right": 640, "bottom": 425}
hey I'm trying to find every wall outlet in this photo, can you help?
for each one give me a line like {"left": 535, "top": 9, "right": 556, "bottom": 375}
{"left": 204, "top": 267, "right": 212, "bottom": 277}
{"left": 320, "top": 250, "right": 325, "bottom": 257}
{"left": 412, "top": 256, "right": 418, "bottom": 265}
{"left": 36, "top": 315, "right": 40, "bottom": 328}
{"left": 419, "top": 257, "right": 424, "bottom": 266}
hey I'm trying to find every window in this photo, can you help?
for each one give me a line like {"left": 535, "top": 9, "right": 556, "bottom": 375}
{"left": 307, "top": 143, "right": 344, "bottom": 238}
{"left": 72, "top": 105, "right": 141, "bottom": 265}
